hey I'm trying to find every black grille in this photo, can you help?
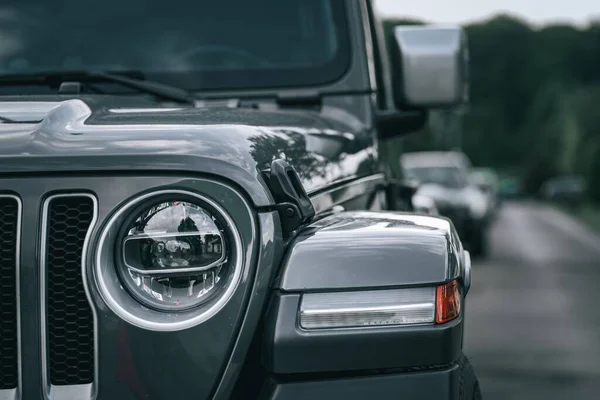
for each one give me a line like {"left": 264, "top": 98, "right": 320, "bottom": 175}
{"left": 0, "top": 197, "right": 19, "bottom": 390}
{"left": 46, "top": 196, "right": 95, "bottom": 386}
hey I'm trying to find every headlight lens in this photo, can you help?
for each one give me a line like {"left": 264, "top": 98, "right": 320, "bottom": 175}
{"left": 117, "top": 200, "right": 230, "bottom": 311}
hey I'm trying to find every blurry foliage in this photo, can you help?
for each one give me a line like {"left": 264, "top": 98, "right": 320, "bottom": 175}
{"left": 382, "top": 15, "right": 600, "bottom": 202}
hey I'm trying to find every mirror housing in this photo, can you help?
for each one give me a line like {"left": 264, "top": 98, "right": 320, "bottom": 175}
{"left": 376, "top": 25, "right": 469, "bottom": 141}
{"left": 305, "top": 131, "right": 353, "bottom": 159}
{"left": 391, "top": 25, "right": 469, "bottom": 109}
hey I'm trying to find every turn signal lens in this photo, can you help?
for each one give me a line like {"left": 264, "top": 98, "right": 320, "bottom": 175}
{"left": 299, "top": 287, "right": 436, "bottom": 330}
{"left": 435, "top": 279, "right": 462, "bottom": 324}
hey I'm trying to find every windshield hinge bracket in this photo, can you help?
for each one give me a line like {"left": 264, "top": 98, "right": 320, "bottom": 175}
{"left": 266, "top": 159, "right": 315, "bottom": 233}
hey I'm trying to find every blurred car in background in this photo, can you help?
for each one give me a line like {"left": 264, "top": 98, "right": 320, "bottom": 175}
{"left": 498, "top": 176, "right": 523, "bottom": 199}
{"left": 412, "top": 190, "right": 440, "bottom": 216}
{"left": 470, "top": 167, "right": 501, "bottom": 216}
{"left": 401, "top": 151, "right": 492, "bottom": 257}
{"left": 541, "top": 174, "right": 587, "bottom": 210}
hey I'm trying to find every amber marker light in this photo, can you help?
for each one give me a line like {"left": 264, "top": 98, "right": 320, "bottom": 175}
{"left": 435, "top": 279, "right": 462, "bottom": 324}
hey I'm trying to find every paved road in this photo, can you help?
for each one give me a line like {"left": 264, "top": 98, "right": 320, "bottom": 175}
{"left": 464, "top": 201, "right": 600, "bottom": 399}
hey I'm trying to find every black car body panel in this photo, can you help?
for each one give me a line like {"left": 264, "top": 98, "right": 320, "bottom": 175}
{"left": 0, "top": 99, "right": 472, "bottom": 399}
{"left": 260, "top": 364, "right": 460, "bottom": 400}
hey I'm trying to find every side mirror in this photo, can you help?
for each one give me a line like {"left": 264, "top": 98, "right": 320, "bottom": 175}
{"left": 305, "top": 130, "right": 353, "bottom": 159}
{"left": 376, "top": 25, "right": 469, "bottom": 141}
{"left": 391, "top": 25, "right": 469, "bottom": 108}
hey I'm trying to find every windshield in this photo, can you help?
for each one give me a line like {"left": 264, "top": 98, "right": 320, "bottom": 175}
{"left": 405, "top": 166, "right": 468, "bottom": 189}
{"left": 0, "top": 0, "right": 350, "bottom": 92}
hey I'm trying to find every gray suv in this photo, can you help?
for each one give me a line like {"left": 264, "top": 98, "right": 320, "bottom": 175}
{"left": 0, "top": 1, "right": 479, "bottom": 399}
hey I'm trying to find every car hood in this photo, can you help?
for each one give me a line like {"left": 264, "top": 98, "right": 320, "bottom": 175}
{"left": 0, "top": 96, "right": 376, "bottom": 206}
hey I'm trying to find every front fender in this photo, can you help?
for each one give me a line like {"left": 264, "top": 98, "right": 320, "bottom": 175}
{"left": 277, "top": 211, "right": 466, "bottom": 291}
{"left": 263, "top": 211, "right": 471, "bottom": 375}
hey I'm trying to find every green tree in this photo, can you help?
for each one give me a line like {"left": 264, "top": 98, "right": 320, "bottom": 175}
{"left": 382, "top": 13, "right": 600, "bottom": 199}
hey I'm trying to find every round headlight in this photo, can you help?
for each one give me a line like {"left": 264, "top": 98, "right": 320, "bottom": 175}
{"left": 117, "top": 200, "right": 231, "bottom": 311}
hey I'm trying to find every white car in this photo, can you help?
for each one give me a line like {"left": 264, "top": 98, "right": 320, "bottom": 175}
{"left": 401, "top": 151, "right": 491, "bottom": 257}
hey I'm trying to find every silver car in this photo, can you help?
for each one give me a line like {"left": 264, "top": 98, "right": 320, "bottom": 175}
{"left": 401, "top": 151, "right": 491, "bottom": 257}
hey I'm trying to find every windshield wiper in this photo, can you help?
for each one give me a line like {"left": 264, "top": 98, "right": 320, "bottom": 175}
{"left": 0, "top": 70, "right": 197, "bottom": 105}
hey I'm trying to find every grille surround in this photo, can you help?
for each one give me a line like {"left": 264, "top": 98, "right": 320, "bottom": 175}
{"left": 0, "top": 195, "right": 21, "bottom": 392}
{"left": 0, "top": 175, "right": 257, "bottom": 400}
{"left": 40, "top": 193, "right": 98, "bottom": 395}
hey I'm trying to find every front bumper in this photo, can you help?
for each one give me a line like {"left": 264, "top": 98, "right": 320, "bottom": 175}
{"left": 260, "top": 364, "right": 460, "bottom": 400}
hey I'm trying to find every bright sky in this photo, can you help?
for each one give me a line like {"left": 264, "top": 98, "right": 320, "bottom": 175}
{"left": 374, "top": 0, "right": 599, "bottom": 26}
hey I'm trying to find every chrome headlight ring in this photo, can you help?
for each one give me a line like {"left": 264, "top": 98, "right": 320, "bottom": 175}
{"left": 94, "top": 189, "right": 243, "bottom": 332}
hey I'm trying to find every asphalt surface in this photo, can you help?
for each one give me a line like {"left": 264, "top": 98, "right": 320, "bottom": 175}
{"left": 464, "top": 200, "right": 600, "bottom": 399}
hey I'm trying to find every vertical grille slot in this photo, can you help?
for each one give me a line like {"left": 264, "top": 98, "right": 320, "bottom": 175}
{"left": 0, "top": 196, "right": 20, "bottom": 391}
{"left": 44, "top": 195, "right": 96, "bottom": 387}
